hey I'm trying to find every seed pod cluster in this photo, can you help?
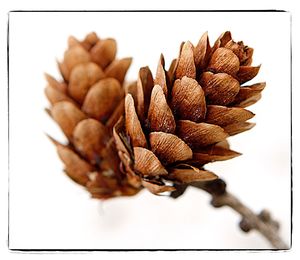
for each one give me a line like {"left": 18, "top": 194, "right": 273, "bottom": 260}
{"left": 46, "top": 31, "right": 265, "bottom": 198}
{"left": 45, "top": 32, "right": 139, "bottom": 199}
{"left": 114, "top": 31, "right": 265, "bottom": 194}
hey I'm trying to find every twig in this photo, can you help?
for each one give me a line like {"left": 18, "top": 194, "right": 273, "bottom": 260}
{"left": 190, "top": 179, "right": 288, "bottom": 249}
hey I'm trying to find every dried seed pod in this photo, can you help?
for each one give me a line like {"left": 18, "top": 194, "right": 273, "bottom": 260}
{"left": 44, "top": 73, "right": 67, "bottom": 93}
{"left": 212, "top": 31, "right": 232, "bottom": 51}
{"left": 55, "top": 142, "right": 92, "bottom": 186}
{"left": 45, "top": 86, "right": 74, "bottom": 105}
{"left": 90, "top": 38, "right": 117, "bottom": 69}
{"left": 136, "top": 66, "right": 154, "bottom": 121}
{"left": 232, "top": 82, "right": 266, "bottom": 107}
{"left": 176, "top": 41, "right": 196, "bottom": 79}
{"left": 134, "top": 147, "right": 168, "bottom": 176}
{"left": 200, "top": 72, "right": 240, "bottom": 105}
{"left": 114, "top": 31, "right": 265, "bottom": 196}
{"left": 154, "top": 54, "right": 168, "bottom": 96}
{"left": 194, "top": 31, "right": 211, "bottom": 70}
{"left": 169, "top": 164, "right": 217, "bottom": 183}
{"left": 105, "top": 57, "right": 132, "bottom": 84}
{"left": 81, "top": 32, "right": 100, "bottom": 50}
{"left": 73, "top": 119, "right": 109, "bottom": 163}
{"left": 208, "top": 47, "right": 240, "bottom": 76}
{"left": 63, "top": 45, "right": 91, "bottom": 80}
{"left": 69, "top": 62, "right": 105, "bottom": 103}
{"left": 205, "top": 105, "right": 254, "bottom": 127}
{"left": 147, "top": 85, "right": 176, "bottom": 133}
{"left": 167, "top": 58, "right": 178, "bottom": 84}
{"left": 223, "top": 121, "right": 256, "bottom": 136}
{"left": 224, "top": 40, "right": 254, "bottom": 66}
{"left": 192, "top": 145, "right": 241, "bottom": 164}
{"left": 51, "top": 101, "right": 86, "bottom": 140}
{"left": 82, "top": 78, "right": 123, "bottom": 122}
{"left": 149, "top": 132, "right": 193, "bottom": 165}
{"left": 236, "top": 65, "right": 261, "bottom": 84}
{"left": 47, "top": 31, "right": 265, "bottom": 199}
{"left": 171, "top": 76, "right": 206, "bottom": 122}
{"left": 125, "top": 94, "right": 147, "bottom": 148}
{"left": 177, "top": 120, "right": 228, "bottom": 148}
{"left": 45, "top": 33, "right": 139, "bottom": 199}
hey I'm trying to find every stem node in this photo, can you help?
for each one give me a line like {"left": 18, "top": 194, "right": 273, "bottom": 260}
{"left": 190, "top": 179, "right": 288, "bottom": 249}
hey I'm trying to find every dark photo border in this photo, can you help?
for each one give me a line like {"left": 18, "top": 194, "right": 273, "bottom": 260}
{"left": 7, "top": 9, "right": 292, "bottom": 252}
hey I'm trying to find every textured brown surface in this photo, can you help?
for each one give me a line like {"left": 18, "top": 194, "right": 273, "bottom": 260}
{"left": 114, "top": 31, "right": 265, "bottom": 195}
{"left": 47, "top": 31, "right": 265, "bottom": 198}
{"left": 45, "top": 32, "right": 139, "bottom": 199}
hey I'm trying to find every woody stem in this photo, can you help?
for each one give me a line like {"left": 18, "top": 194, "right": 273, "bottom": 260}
{"left": 190, "top": 179, "right": 288, "bottom": 249}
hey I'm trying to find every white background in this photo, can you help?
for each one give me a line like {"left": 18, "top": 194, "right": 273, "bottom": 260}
{"left": 7, "top": 11, "right": 291, "bottom": 250}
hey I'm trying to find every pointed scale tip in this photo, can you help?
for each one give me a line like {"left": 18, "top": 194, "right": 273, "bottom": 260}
{"left": 105, "top": 57, "right": 132, "bottom": 84}
{"left": 45, "top": 134, "right": 61, "bottom": 146}
{"left": 134, "top": 147, "right": 168, "bottom": 176}
{"left": 169, "top": 164, "right": 218, "bottom": 183}
{"left": 147, "top": 85, "right": 176, "bottom": 133}
{"left": 90, "top": 38, "right": 117, "bottom": 69}
{"left": 125, "top": 94, "right": 147, "bottom": 148}
{"left": 175, "top": 41, "right": 196, "bottom": 79}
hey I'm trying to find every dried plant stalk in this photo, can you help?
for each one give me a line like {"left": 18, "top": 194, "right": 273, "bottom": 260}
{"left": 190, "top": 180, "right": 288, "bottom": 249}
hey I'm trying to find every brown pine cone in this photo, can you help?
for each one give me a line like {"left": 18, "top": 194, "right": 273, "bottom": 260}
{"left": 45, "top": 32, "right": 140, "bottom": 199}
{"left": 113, "top": 31, "right": 266, "bottom": 194}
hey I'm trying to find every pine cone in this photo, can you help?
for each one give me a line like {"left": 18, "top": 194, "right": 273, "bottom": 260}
{"left": 45, "top": 32, "right": 140, "bottom": 199}
{"left": 113, "top": 31, "right": 266, "bottom": 194}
